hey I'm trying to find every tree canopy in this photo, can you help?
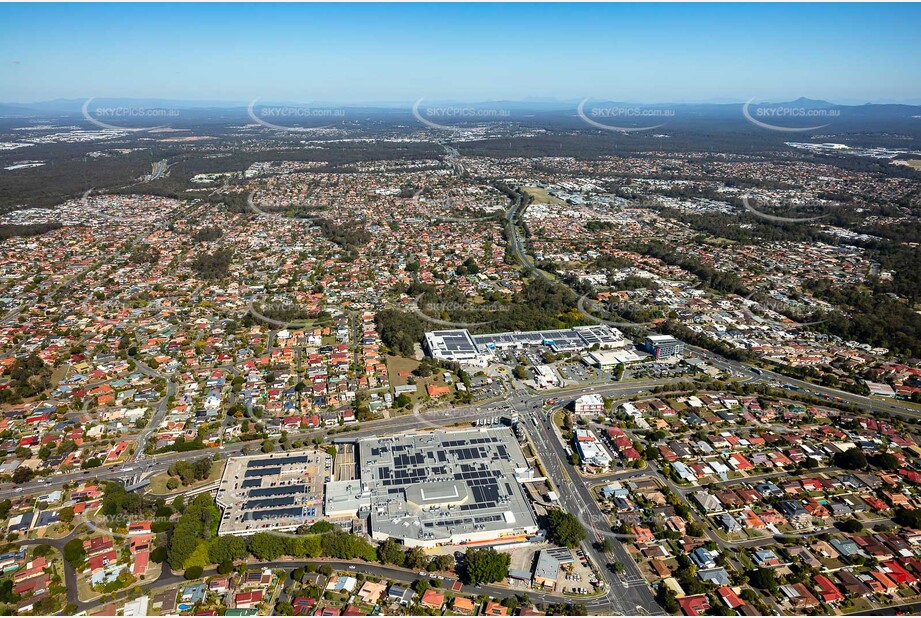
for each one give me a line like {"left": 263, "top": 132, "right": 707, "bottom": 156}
{"left": 546, "top": 509, "right": 587, "bottom": 548}
{"left": 463, "top": 547, "right": 510, "bottom": 585}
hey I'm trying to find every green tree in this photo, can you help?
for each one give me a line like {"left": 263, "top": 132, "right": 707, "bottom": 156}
{"left": 31, "top": 545, "right": 52, "bottom": 558}
{"left": 184, "top": 566, "right": 204, "bottom": 580}
{"left": 375, "top": 309, "right": 426, "bottom": 357}
{"left": 167, "top": 494, "right": 220, "bottom": 570}
{"left": 838, "top": 518, "right": 864, "bottom": 533}
{"left": 871, "top": 452, "right": 900, "bottom": 471}
{"left": 320, "top": 530, "right": 376, "bottom": 561}
{"left": 748, "top": 568, "right": 778, "bottom": 593}
{"left": 405, "top": 547, "right": 429, "bottom": 570}
{"left": 833, "top": 447, "right": 867, "bottom": 470}
{"left": 377, "top": 538, "right": 406, "bottom": 566}
{"left": 12, "top": 466, "right": 33, "bottom": 484}
{"left": 248, "top": 533, "right": 287, "bottom": 561}
{"left": 894, "top": 507, "right": 921, "bottom": 528}
{"left": 546, "top": 510, "right": 586, "bottom": 548}
{"left": 394, "top": 393, "right": 412, "bottom": 408}
{"left": 150, "top": 547, "right": 168, "bottom": 563}
{"left": 208, "top": 535, "right": 249, "bottom": 564}
{"left": 656, "top": 584, "right": 680, "bottom": 613}
{"left": 428, "top": 555, "right": 455, "bottom": 572}
{"left": 413, "top": 578, "right": 430, "bottom": 595}
{"left": 63, "top": 538, "right": 87, "bottom": 568}
{"left": 463, "top": 548, "right": 510, "bottom": 585}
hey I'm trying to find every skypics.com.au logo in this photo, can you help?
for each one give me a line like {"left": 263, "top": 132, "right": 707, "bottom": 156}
{"left": 248, "top": 100, "right": 345, "bottom": 132}
{"left": 577, "top": 99, "right": 674, "bottom": 133}
{"left": 424, "top": 196, "right": 504, "bottom": 225}
{"left": 743, "top": 289, "right": 827, "bottom": 329}
{"left": 82, "top": 98, "right": 179, "bottom": 132}
{"left": 741, "top": 195, "right": 829, "bottom": 224}
{"left": 412, "top": 98, "right": 510, "bottom": 131}
{"left": 742, "top": 98, "right": 840, "bottom": 133}
{"left": 410, "top": 294, "right": 508, "bottom": 329}
{"left": 248, "top": 298, "right": 328, "bottom": 331}
{"left": 577, "top": 294, "right": 655, "bottom": 329}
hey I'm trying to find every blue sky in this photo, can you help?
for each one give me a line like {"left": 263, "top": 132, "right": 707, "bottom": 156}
{"left": 2, "top": 3, "right": 920, "bottom": 104}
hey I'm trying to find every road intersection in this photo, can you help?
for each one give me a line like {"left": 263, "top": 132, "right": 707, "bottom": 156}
{"left": 7, "top": 348, "right": 921, "bottom": 614}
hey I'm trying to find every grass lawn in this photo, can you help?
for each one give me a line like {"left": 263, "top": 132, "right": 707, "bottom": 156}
{"left": 49, "top": 557, "right": 66, "bottom": 587}
{"left": 737, "top": 552, "right": 755, "bottom": 571}
{"left": 386, "top": 355, "right": 455, "bottom": 403}
{"left": 522, "top": 186, "right": 567, "bottom": 206}
{"left": 843, "top": 597, "right": 875, "bottom": 614}
{"left": 551, "top": 409, "right": 568, "bottom": 431}
{"left": 820, "top": 557, "right": 845, "bottom": 570}
{"left": 77, "top": 574, "right": 100, "bottom": 603}
{"left": 387, "top": 355, "right": 421, "bottom": 388}
{"left": 148, "top": 459, "right": 225, "bottom": 495}
{"left": 40, "top": 522, "right": 77, "bottom": 539}
{"left": 667, "top": 399, "right": 688, "bottom": 412}
{"left": 897, "top": 587, "right": 918, "bottom": 599}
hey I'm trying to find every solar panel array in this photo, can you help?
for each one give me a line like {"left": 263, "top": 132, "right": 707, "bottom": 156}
{"left": 217, "top": 450, "right": 328, "bottom": 535}
{"left": 435, "top": 330, "right": 477, "bottom": 353}
{"left": 359, "top": 428, "right": 538, "bottom": 544}
{"left": 249, "top": 454, "right": 312, "bottom": 468}
{"left": 471, "top": 325, "right": 621, "bottom": 352}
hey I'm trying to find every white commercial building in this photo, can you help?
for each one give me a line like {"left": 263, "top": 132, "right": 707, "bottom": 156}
{"left": 424, "top": 330, "right": 481, "bottom": 362}
{"left": 584, "top": 348, "right": 643, "bottom": 369}
{"left": 645, "top": 334, "right": 685, "bottom": 359}
{"left": 354, "top": 427, "right": 539, "bottom": 548}
{"left": 573, "top": 394, "right": 604, "bottom": 415}
{"left": 573, "top": 429, "right": 612, "bottom": 468}
{"left": 426, "top": 325, "right": 627, "bottom": 363}
{"left": 533, "top": 364, "right": 560, "bottom": 389}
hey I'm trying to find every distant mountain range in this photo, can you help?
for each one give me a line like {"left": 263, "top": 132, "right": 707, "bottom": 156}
{"left": 1, "top": 96, "right": 920, "bottom": 114}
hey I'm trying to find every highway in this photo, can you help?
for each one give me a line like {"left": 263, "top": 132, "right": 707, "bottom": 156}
{"left": 517, "top": 391, "right": 663, "bottom": 615}
{"left": 6, "top": 377, "right": 672, "bottom": 500}
{"left": 499, "top": 181, "right": 921, "bottom": 425}
{"left": 687, "top": 344, "right": 921, "bottom": 420}
{"left": 8, "top": 335, "right": 920, "bottom": 614}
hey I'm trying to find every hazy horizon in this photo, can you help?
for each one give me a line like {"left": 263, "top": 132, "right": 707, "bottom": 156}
{"left": 4, "top": 95, "right": 921, "bottom": 108}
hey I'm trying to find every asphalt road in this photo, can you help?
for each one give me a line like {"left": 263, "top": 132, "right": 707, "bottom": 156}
{"left": 8, "top": 336, "right": 921, "bottom": 615}
{"left": 688, "top": 344, "right": 921, "bottom": 420}
{"left": 518, "top": 391, "right": 664, "bottom": 615}
{"left": 131, "top": 357, "right": 176, "bottom": 463}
